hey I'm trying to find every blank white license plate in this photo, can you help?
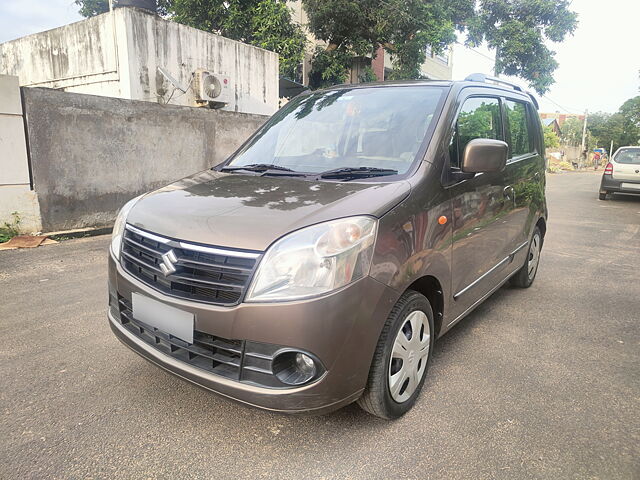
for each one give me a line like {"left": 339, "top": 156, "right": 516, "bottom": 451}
{"left": 132, "top": 293, "right": 194, "bottom": 344}
{"left": 621, "top": 182, "right": 640, "bottom": 190}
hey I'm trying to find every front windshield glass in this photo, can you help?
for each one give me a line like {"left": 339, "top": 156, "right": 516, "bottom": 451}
{"left": 226, "top": 86, "right": 446, "bottom": 175}
{"left": 615, "top": 148, "right": 640, "bottom": 164}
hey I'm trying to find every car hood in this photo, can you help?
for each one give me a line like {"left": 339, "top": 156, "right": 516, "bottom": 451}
{"left": 126, "top": 170, "right": 410, "bottom": 251}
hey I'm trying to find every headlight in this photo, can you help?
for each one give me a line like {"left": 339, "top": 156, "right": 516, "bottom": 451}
{"left": 246, "top": 216, "right": 377, "bottom": 302}
{"left": 110, "top": 195, "right": 143, "bottom": 260}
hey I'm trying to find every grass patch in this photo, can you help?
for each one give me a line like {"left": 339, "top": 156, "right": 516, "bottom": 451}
{"left": 0, "top": 212, "right": 21, "bottom": 243}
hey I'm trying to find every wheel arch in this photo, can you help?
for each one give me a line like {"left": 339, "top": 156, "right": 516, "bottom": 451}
{"left": 406, "top": 275, "right": 444, "bottom": 338}
{"left": 535, "top": 217, "right": 547, "bottom": 246}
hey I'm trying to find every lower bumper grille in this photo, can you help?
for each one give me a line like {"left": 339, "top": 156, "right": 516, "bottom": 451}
{"left": 118, "top": 297, "right": 244, "bottom": 380}
{"left": 115, "top": 295, "right": 297, "bottom": 388}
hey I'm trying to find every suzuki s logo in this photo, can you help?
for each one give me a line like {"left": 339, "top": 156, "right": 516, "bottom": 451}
{"left": 159, "top": 249, "right": 178, "bottom": 276}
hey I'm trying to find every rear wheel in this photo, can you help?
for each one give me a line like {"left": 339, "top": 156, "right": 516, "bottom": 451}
{"left": 510, "top": 226, "right": 542, "bottom": 288}
{"left": 599, "top": 191, "right": 608, "bottom": 200}
{"left": 357, "top": 291, "right": 434, "bottom": 419}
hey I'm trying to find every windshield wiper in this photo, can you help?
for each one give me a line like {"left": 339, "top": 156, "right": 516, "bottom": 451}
{"left": 319, "top": 166, "right": 399, "bottom": 180}
{"left": 221, "top": 163, "right": 296, "bottom": 173}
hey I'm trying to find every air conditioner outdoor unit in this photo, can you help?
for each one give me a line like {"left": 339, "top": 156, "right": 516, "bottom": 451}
{"left": 193, "top": 69, "right": 232, "bottom": 106}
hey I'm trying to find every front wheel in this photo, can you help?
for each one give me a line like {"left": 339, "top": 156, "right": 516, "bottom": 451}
{"left": 357, "top": 291, "right": 434, "bottom": 419}
{"left": 510, "top": 226, "right": 542, "bottom": 288}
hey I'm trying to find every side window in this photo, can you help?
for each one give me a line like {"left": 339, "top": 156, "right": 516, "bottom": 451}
{"left": 504, "top": 100, "right": 533, "bottom": 158}
{"left": 449, "top": 97, "right": 502, "bottom": 169}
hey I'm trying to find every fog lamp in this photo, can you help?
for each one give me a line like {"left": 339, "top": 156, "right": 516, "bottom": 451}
{"left": 296, "top": 353, "right": 315, "bottom": 373}
{"left": 273, "top": 351, "right": 319, "bottom": 386}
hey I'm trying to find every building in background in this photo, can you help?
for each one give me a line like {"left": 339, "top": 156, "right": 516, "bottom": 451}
{"left": 539, "top": 112, "right": 585, "bottom": 128}
{"left": 287, "top": 1, "right": 453, "bottom": 85}
{"left": 382, "top": 45, "right": 453, "bottom": 81}
{"left": 0, "top": 6, "right": 279, "bottom": 115}
{"left": 542, "top": 117, "right": 562, "bottom": 137}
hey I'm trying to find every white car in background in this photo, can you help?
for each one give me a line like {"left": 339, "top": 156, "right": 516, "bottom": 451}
{"left": 599, "top": 146, "right": 640, "bottom": 200}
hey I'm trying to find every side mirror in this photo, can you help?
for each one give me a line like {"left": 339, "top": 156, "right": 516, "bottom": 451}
{"left": 461, "top": 138, "right": 508, "bottom": 173}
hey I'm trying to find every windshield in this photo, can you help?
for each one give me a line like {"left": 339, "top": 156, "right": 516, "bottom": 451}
{"left": 615, "top": 148, "right": 640, "bottom": 164}
{"left": 226, "top": 86, "right": 446, "bottom": 175}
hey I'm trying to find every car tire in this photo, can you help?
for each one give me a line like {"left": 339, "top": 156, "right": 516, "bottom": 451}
{"left": 357, "top": 290, "right": 434, "bottom": 419}
{"left": 599, "top": 192, "right": 608, "bottom": 200}
{"left": 510, "top": 226, "right": 543, "bottom": 288}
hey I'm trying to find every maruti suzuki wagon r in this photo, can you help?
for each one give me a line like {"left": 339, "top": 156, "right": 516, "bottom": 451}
{"left": 108, "top": 74, "right": 547, "bottom": 419}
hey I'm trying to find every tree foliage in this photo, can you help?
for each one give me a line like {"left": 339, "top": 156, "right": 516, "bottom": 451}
{"left": 302, "top": 0, "right": 577, "bottom": 93}
{"left": 74, "top": 0, "right": 170, "bottom": 16}
{"left": 561, "top": 117, "right": 583, "bottom": 146}
{"left": 586, "top": 97, "right": 640, "bottom": 152}
{"left": 543, "top": 125, "right": 560, "bottom": 149}
{"left": 75, "top": 0, "right": 306, "bottom": 79}
{"left": 74, "top": 0, "right": 109, "bottom": 17}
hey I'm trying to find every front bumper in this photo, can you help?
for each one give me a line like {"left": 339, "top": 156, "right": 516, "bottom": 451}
{"left": 108, "top": 253, "right": 399, "bottom": 414}
{"left": 600, "top": 175, "right": 640, "bottom": 195}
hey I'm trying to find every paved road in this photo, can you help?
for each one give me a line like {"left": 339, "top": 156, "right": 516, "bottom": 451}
{"left": 1, "top": 172, "right": 639, "bottom": 479}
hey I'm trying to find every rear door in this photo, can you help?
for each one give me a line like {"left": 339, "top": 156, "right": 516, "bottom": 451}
{"left": 501, "top": 98, "right": 546, "bottom": 256}
{"left": 612, "top": 147, "right": 640, "bottom": 182}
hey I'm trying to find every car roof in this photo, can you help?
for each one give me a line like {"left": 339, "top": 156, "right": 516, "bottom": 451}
{"left": 316, "top": 77, "right": 538, "bottom": 108}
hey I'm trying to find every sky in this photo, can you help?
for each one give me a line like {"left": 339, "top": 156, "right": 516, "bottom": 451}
{"left": 452, "top": 0, "right": 640, "bottom": 114}
{"left": 0, "top": 0, "right": 82, "bottom": 44}
{"left": 1, "top": 0, "right": 638, "bottom": 115}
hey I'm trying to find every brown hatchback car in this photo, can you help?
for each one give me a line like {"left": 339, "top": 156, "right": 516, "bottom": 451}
{"left": 108, "top": 74, "right": 547, "bottom": 419}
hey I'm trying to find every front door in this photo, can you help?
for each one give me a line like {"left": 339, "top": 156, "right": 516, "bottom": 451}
{"left": 446, "top": 95, "right": 512, "bottom": 321}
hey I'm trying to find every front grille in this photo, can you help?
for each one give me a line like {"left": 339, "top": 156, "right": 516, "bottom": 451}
{"left": 121, "top": 225, "right": 260, "bottom": 306}
{"left": 118, "top": 296, "right": 244, "bottom": 379}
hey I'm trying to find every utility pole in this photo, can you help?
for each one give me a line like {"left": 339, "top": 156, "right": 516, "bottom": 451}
{"left": 610, "top": 140, "right": 614, "bottom": 159}
{"left": 580, "top": 109, "right": 588, "bottom": 169}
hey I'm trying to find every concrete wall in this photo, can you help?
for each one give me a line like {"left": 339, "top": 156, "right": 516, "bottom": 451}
{"left": 0, "top": 75, "right": 42, "bottom": 232}
{"left": 0, "top": 14, "right": 121, "bottom": 96}
{"left": 121, "top": 8, "right": 279, "bottom": 114}
{"left": 0, "top": 8, "right": 279, "bottom": 115}
{"left": 22, "top": 87, "right": 267, "bottom": 232}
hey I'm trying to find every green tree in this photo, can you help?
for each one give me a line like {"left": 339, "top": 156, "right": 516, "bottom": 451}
{"left": 75, "top": 0, "right": 109, "bottom": 17}
{"left": 74, "top": 0, "right": 170, "bottom": 16}
{"left": 618, "top": 96, "right": 640, "bottom": 145}
{"left": 75, "top": 0, "right": 306, "bottom": 79}
{"left": 543, "top": 125, "right": 560, "bottom": 149}
{"left": 586, "top": 97, "right": 640, "bottom": 152}
{"left": 75, "top": 0, "right": 109, "bottom": 16}
{"left": 561, "top": 117, "right": 583, "bottom": 146}
{"left": 302, "top": 0, "right": 577, "bottom": 94}
{"left": 587, "top": 112, "right": 622, "bottom": 151}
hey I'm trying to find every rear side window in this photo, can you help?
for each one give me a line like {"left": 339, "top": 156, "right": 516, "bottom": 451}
{"left": 450, "top": 97, "right": 502, "bottom": 169}
{"left": 504, "top": 100, "right": 533, "bottom": 158}
{"left": 614, "top": 148, "right": 640, "bottom": 164}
